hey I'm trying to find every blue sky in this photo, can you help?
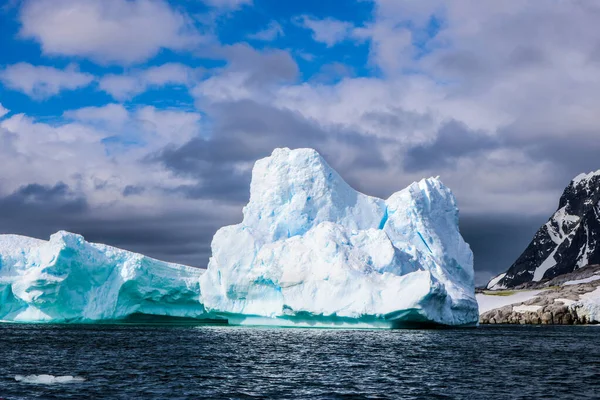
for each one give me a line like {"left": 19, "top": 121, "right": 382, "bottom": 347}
{"left": 1, "top": 0, "right": 600, "bottom": 285}
{"left": 0, "top": 0, "right": 378, "bottom": 118}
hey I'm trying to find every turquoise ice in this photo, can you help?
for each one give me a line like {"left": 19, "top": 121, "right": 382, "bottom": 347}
{"left": 0, "top": 232, "right": 206, "bottom": 322}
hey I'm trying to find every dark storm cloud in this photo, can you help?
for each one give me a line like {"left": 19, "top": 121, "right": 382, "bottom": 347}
{"left": 0, "top": 184, "right": 235, "bottom": 268}
{"left": 71, "top": 213, "right": 230, "bottom": 268}
{"left": 404, "top": 119, "right": 499, "bottom": 172}
{"left": 0, "top": 182, "right": 88, "bottom": 217}
{"left": 122, "top": 185, "right": 145, "bottom": 197}
{"left": 153, "top": 98, "right": 389, "bottom": 202}
{"left": 460, "top": 213, "right": 549, "bottom": 287}
{"left": 499, "top": 122, "right": 600, "bottom": 187}
{"left": 362, "top": 108, "right": 433, "bottom": 133}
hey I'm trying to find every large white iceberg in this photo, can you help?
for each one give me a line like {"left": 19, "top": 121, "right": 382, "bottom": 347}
{"left": 0, "top": 232, "right": 207, "bottom": 322}
{"left": 0, "top": 148, "right": 477, "bottom": 327}
{"left": 200, "top": 148, "right": 478, "bottom": 327}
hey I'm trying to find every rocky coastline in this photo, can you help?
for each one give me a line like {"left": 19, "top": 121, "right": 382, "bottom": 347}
{"left": 478, "top": 265, "right": 600, "bottom": 325}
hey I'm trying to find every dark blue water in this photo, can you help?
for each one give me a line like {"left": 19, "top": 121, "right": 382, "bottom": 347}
{"left": 1, "top": 324, "right": 598, "bottom": 399}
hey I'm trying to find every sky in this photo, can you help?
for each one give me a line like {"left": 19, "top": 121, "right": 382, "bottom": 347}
{"left": 1, "top": 0, "right": 599, "bottom": 286}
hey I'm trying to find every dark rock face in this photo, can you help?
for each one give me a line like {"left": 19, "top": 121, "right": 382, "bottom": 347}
{"left": 488, "top": 171, "right": 600, "bottom": 289}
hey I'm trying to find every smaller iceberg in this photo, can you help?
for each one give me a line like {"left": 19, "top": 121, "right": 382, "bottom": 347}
{"left": 15, "top": 374, "right": 86, "bottom": 384}
{"left": 0, "top": 231, "right": 206, "bottom": 322}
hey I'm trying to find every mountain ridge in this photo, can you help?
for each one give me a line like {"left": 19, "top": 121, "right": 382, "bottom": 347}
{"left": 488, "top": 169, "right": 600, "bottom": 289}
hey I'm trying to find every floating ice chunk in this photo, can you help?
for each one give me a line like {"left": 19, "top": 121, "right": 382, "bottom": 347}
{"left": 15, "top": 374, "right": 86, "bottom": 384}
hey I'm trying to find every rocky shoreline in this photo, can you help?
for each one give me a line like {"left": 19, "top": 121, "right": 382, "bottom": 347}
{"left": 478, "top": 265, "right": 600, "bottom": 325}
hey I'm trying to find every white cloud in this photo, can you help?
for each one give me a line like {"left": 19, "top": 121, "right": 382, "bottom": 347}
{"left": 202, "top": 0, "right": 252, "bottom": 10}
{"left": 0, "top": 104, "right": 205, "bottom": 214}
{"left": 247, "top": 21, "right": 284, "bottom": 41}
{"left": 0, "top": 104, "right": 9, "bottom": 119}
{"left": 63, "top": 103, "right": 130, "bottom": 128}
{"left": 134, "top": 106, "right": 202, "bottom": 148}
{"left": 295, "top": 15, "right": 354, "bottom": 47}
{"left": 192, "top": 44, "right": 298, "bottom": 104}
{"left": 99, "top": 63, "right": 201, "bottom": 100}
{"left": 0, "top": 63, "right": 94, "bottom": 99}
{"left": 19, "top": 0, "right": 204, "bottom": 65}
{"left": 63, "top": 103, "right": 201, "bottom": 149}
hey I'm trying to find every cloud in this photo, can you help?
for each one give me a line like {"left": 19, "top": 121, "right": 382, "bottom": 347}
{"left": 295, "top": 15, "right": 354, "bottom": 47}
{"left": 0, "top": 104, "right": 9, "bottom": 118}
{"left": 0, "top": 182, "right": 88, "bottom": 215}
{"left": 192, "top": 44, "right": 299, "bottom": 104}
{"left": 0, "top": 63, "right": 94, "bottom": 99}
{"left": 63, "top": 103, "right": 202, "bottom": 150}
{"left": 404, "top": 119, "right": 499, "bottom": 172}
{"left": 202, "top": 0, "right": 252, "bottom": 10}
{"left": 99, "top": 63, "right": 202, "bottom": 100}
{"left": 310, "top": 62, "right": 355, "bottom": 83}
{"left": 460, "top": 213, "right": 548, "bottom": 286}
{"left": 19, "top": 0, "right": 204, "bottom": 65}
{"left": 63, "top": 103, "right": 130, "bottom": 128}
{"left": 247, "top": 21, "right": 284, "bottom": 41}
{"left": 0, "top": 184, "right": 235, "bottom": 268}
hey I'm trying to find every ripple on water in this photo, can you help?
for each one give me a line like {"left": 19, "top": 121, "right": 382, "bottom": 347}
{"left": 0, "top": 324, "right": 598, "bottom": 399}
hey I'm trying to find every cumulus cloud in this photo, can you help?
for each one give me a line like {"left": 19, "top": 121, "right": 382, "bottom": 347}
{"left": 19, "top": 0, "right": 204, "bottom": 65}
{"left": 202, "top": 0, "right": 252, "bottom": 10}
{"left": 0, "top": 104, "right": 9, "bottom": 118}
{"left": 193, "top": 44, "right": 299, "bottom": 104}
{"left": 63, "top": 103, "right": 130, "bottom": 128}
{"left": 247, "top": 21, "right": 284, "bottom": 41}
{"left": 0, "top": 63, "right": 94, "bottom": 99}
{"left": 99, "top": 63, "right": 202, "bottom": 100}
{"left": 295, "top": 15, "right": 354, "bottom": 47}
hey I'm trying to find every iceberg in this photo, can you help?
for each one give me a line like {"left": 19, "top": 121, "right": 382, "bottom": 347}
{"left": 200, "top": 148, "right": 478, "bottom": 327}
{"left": 0, "top": 148, "right": 477, "bottom": 327}
{"left": 0, "top": 231, "right": 207, "bottom": 322}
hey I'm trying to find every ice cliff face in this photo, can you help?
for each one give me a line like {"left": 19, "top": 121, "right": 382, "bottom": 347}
{"left": 200, "top": 148, "right": 478, "bottom": 327}
{"left": 488, "top": 170, "right": 600, "bottom": 290}
{"left": 0, "top": 232, "right": 206, "bottom": 322}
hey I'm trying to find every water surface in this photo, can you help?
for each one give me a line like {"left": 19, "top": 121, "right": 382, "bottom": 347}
{"left": 1, "top": 324, "right": 598, "bottom": 399}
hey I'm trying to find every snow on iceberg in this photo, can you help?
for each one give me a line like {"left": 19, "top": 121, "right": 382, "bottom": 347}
{"left": 200, "top": 148, "right": 478, "bottom": 327}
{"left": 0, "top": 231, "right": 206, "bottom": 322}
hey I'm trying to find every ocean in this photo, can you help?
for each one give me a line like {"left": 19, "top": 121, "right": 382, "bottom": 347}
{"left": 1, "top": 324, "right": 598, "bottom": 399}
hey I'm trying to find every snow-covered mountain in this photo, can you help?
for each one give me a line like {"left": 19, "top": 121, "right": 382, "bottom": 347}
{"left": 488, "top": 170, "right": 600, "bottom": 290}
